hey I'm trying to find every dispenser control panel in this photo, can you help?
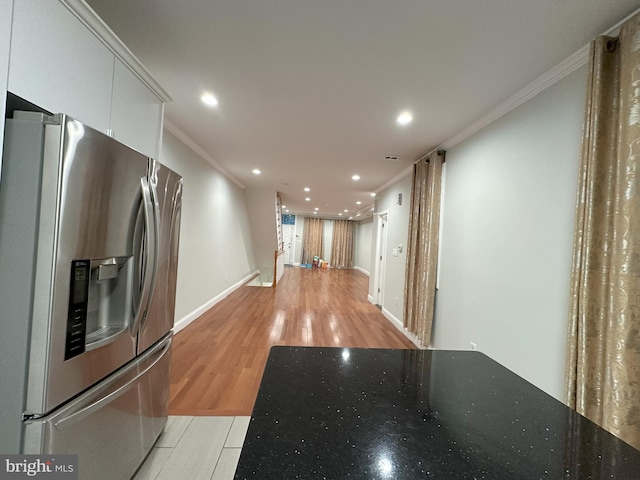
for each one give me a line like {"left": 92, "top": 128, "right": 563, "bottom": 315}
{"left": 65, "top": 259, "right": 89, "bottom": 360}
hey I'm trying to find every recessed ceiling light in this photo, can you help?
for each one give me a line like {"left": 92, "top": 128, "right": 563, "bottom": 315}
{"left": 305, "top": 197, "right": 311, "bottom": 201}
{"left": 285, "top": 209, "right": 289, "bottom": 213}
{"left": 313, "top": 212, "right": 317, "bottom": 215}
{"left": 344, "top": 209, "right": 349, "bottom": 213}
{"left": 252, "top": 169, "right": 261, "bottom": 175}
{"left": 397, "top": 111, "right": 413, "bottom": 125}
{"left": 370, "top": 193, "right": 376, "bottom": 197}
{"left": 356, "top": 213, "right": 361, "bottom": 217}
{"left": 314, "top": 207, "right": 319, "bottom": 211}
{"left": 356, "top": 201, "right": 362, "bottom": 205}
{"left": 282, "top": 205, "right": 287, "bottom": 209}
{"left": 338, "top": 213, "right": 343, "bottom": 216}
{"left": 304, "top": 187, "right": 310, "bottom": 192}
{"left": 201, "top": 94, "right": 219, "bottom": 107}
{"left": 352, "top": 175, "right": 360, "bottom": 181}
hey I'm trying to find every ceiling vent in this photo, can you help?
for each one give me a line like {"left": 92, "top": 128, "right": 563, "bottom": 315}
{"left": 383, "top": 155, "right": 403, "bottom": 161}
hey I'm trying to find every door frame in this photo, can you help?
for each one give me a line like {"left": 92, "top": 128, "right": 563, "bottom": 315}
{"left": 282, "top": 223, "right": 295, "bottom": 265}
{"left": 372, "top": 210, "right": 388, "bottom": 306}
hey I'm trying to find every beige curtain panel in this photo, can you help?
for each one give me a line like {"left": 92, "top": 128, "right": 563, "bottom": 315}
{"left": 565, "top": 13, "right": 640, "bottom": 451}
{"left": 301, "top": 217, "right": 323, "bottom": 264}
{"left": 330, "top": 220, "right": 354, "bottom": 268}
{"left": 403, "top": 151, "right": 444, "bottom": 347}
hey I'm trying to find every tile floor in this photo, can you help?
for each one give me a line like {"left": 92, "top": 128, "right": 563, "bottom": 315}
{"left": 133, "top": 416, "right": 250, "bottom": 480}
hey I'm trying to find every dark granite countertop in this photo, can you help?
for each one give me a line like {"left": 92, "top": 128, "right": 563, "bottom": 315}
{"left": 234, "top": 347, "right": 640, "bottom": 479}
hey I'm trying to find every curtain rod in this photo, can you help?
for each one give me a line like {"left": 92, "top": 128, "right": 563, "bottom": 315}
{"left": 415, "top": 149, "right": 446, "bottom": 165}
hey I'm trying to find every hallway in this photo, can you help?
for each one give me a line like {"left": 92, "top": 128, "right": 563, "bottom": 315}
{"left": 168, "top": 267, "right": 415, "bottom": 416}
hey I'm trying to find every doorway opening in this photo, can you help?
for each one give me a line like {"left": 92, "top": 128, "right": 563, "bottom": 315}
{"left": 372, "top": 211, "right": 388, "bottom": 308}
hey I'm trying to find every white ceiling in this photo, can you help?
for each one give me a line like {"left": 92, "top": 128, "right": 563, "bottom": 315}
{"left": 85, "top": 0, "right": 639, "bottom": 219}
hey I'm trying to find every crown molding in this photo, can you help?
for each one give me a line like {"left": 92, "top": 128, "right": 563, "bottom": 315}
{"left": 375, "top": 165, "right": 413, "bottom": 195}
{"left": 439, "top": 6, "right": 640, "bottom": 151}
{"left": 440, "top": 45, "right": 589, "bottom": 151}
{"left": 59, "top": 0, "right": 172, "bottom": 103}
{"left": 163, "top": 120, "right": 246, "bottom": 189}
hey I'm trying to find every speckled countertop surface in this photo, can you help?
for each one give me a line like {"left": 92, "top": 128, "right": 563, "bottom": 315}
{"left": 234, "top": 347, "right": 640, "bottom": 479}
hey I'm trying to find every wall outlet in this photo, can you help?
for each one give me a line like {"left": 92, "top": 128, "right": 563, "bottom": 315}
{"left": 470, "top": 342, "right": 477, "bottom": 351}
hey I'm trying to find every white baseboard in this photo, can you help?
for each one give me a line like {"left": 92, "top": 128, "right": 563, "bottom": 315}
{"left": 381, "top": 307, "right": 427, "bottom": 350}
{"left": 173, "top": 270, "right": 259, "bottom": 334}
{"left": 354, "top": 266, "right": 370, "bottom": 276}
{"left": 367, "top": 294, "right": 375, "bottom": 304}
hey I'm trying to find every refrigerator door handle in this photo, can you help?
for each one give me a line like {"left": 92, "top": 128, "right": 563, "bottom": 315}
{"left": 131, "top": 177, "right": 157, "bottom": 336}
{"left": 50, "top": 336, "right": 171, "bottom": 431}
{"left": 141, "top": 176, "right": 161, "bottom": 331}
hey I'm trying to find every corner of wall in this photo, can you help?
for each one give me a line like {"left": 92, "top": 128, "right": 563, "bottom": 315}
{"left": 381, "top": 307, "right": 425, "bottom": 349}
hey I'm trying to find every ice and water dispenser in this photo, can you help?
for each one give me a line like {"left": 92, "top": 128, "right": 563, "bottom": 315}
{"left": 64, "top": 256, "right": 133, "bottom": 360}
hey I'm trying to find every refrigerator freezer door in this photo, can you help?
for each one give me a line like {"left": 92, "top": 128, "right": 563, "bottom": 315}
{"left": 24, "top": 333, "right": 172, "bottom": 480}
{"left": 138, "top": 160, "right": 183, "bottom": 353}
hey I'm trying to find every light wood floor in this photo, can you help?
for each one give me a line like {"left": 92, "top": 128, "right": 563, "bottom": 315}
{"left": 168, "top": 267, "right": 416, "bottom": 416}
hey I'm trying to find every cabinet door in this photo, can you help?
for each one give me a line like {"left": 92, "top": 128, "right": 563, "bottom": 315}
{"left": 8, "top": 0, "right": 113, "bottom": 132}
{"left": 110, "top": 59, "right": 164, "bottom": 159}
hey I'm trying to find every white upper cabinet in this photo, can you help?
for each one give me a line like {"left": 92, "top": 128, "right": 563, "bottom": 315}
{"left": 8, "top": 0, "right": 114, "bottom": 132}
{"left": 110, "top": 59, "right": 164, "bottom": 159}
{"left": 5, "top": 0, "right": 167, "bottom": 158}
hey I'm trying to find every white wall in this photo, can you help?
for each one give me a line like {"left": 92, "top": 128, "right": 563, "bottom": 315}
{"left": 160, "top": 130, "right": 257, "bottom": 322}
{"left": 245, "top": 187, "right": 278, "bottom": 282}
{"left": 369, "top": 172, "right": 413, "bottom": 322}
{"left": 354, "top": 219, "right": 373, "bottom": 274}
{"left": 0, "top": 2, "right": 14, "bottom": 453}
{"left": 432, "top": 66, "right": 588, "bottom": 400}
{"left": 0, "top": 0, "right": 11, "bottom": 177}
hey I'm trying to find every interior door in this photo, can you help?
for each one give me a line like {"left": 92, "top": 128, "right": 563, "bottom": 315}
{"left": 282, "top": 224, "right": 294, "bottom": 265}
{"left": 374, "top": 213, "right": 388, "bottom": 306}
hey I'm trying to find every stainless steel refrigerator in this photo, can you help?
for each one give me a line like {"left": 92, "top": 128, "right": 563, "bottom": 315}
{"left": 0, "top": 111, "right": 182, "bottom": 479}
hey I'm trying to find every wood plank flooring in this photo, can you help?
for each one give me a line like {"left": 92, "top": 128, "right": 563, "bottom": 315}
{"left": 168, "top": 267, "right": 415, "bottom": 416}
